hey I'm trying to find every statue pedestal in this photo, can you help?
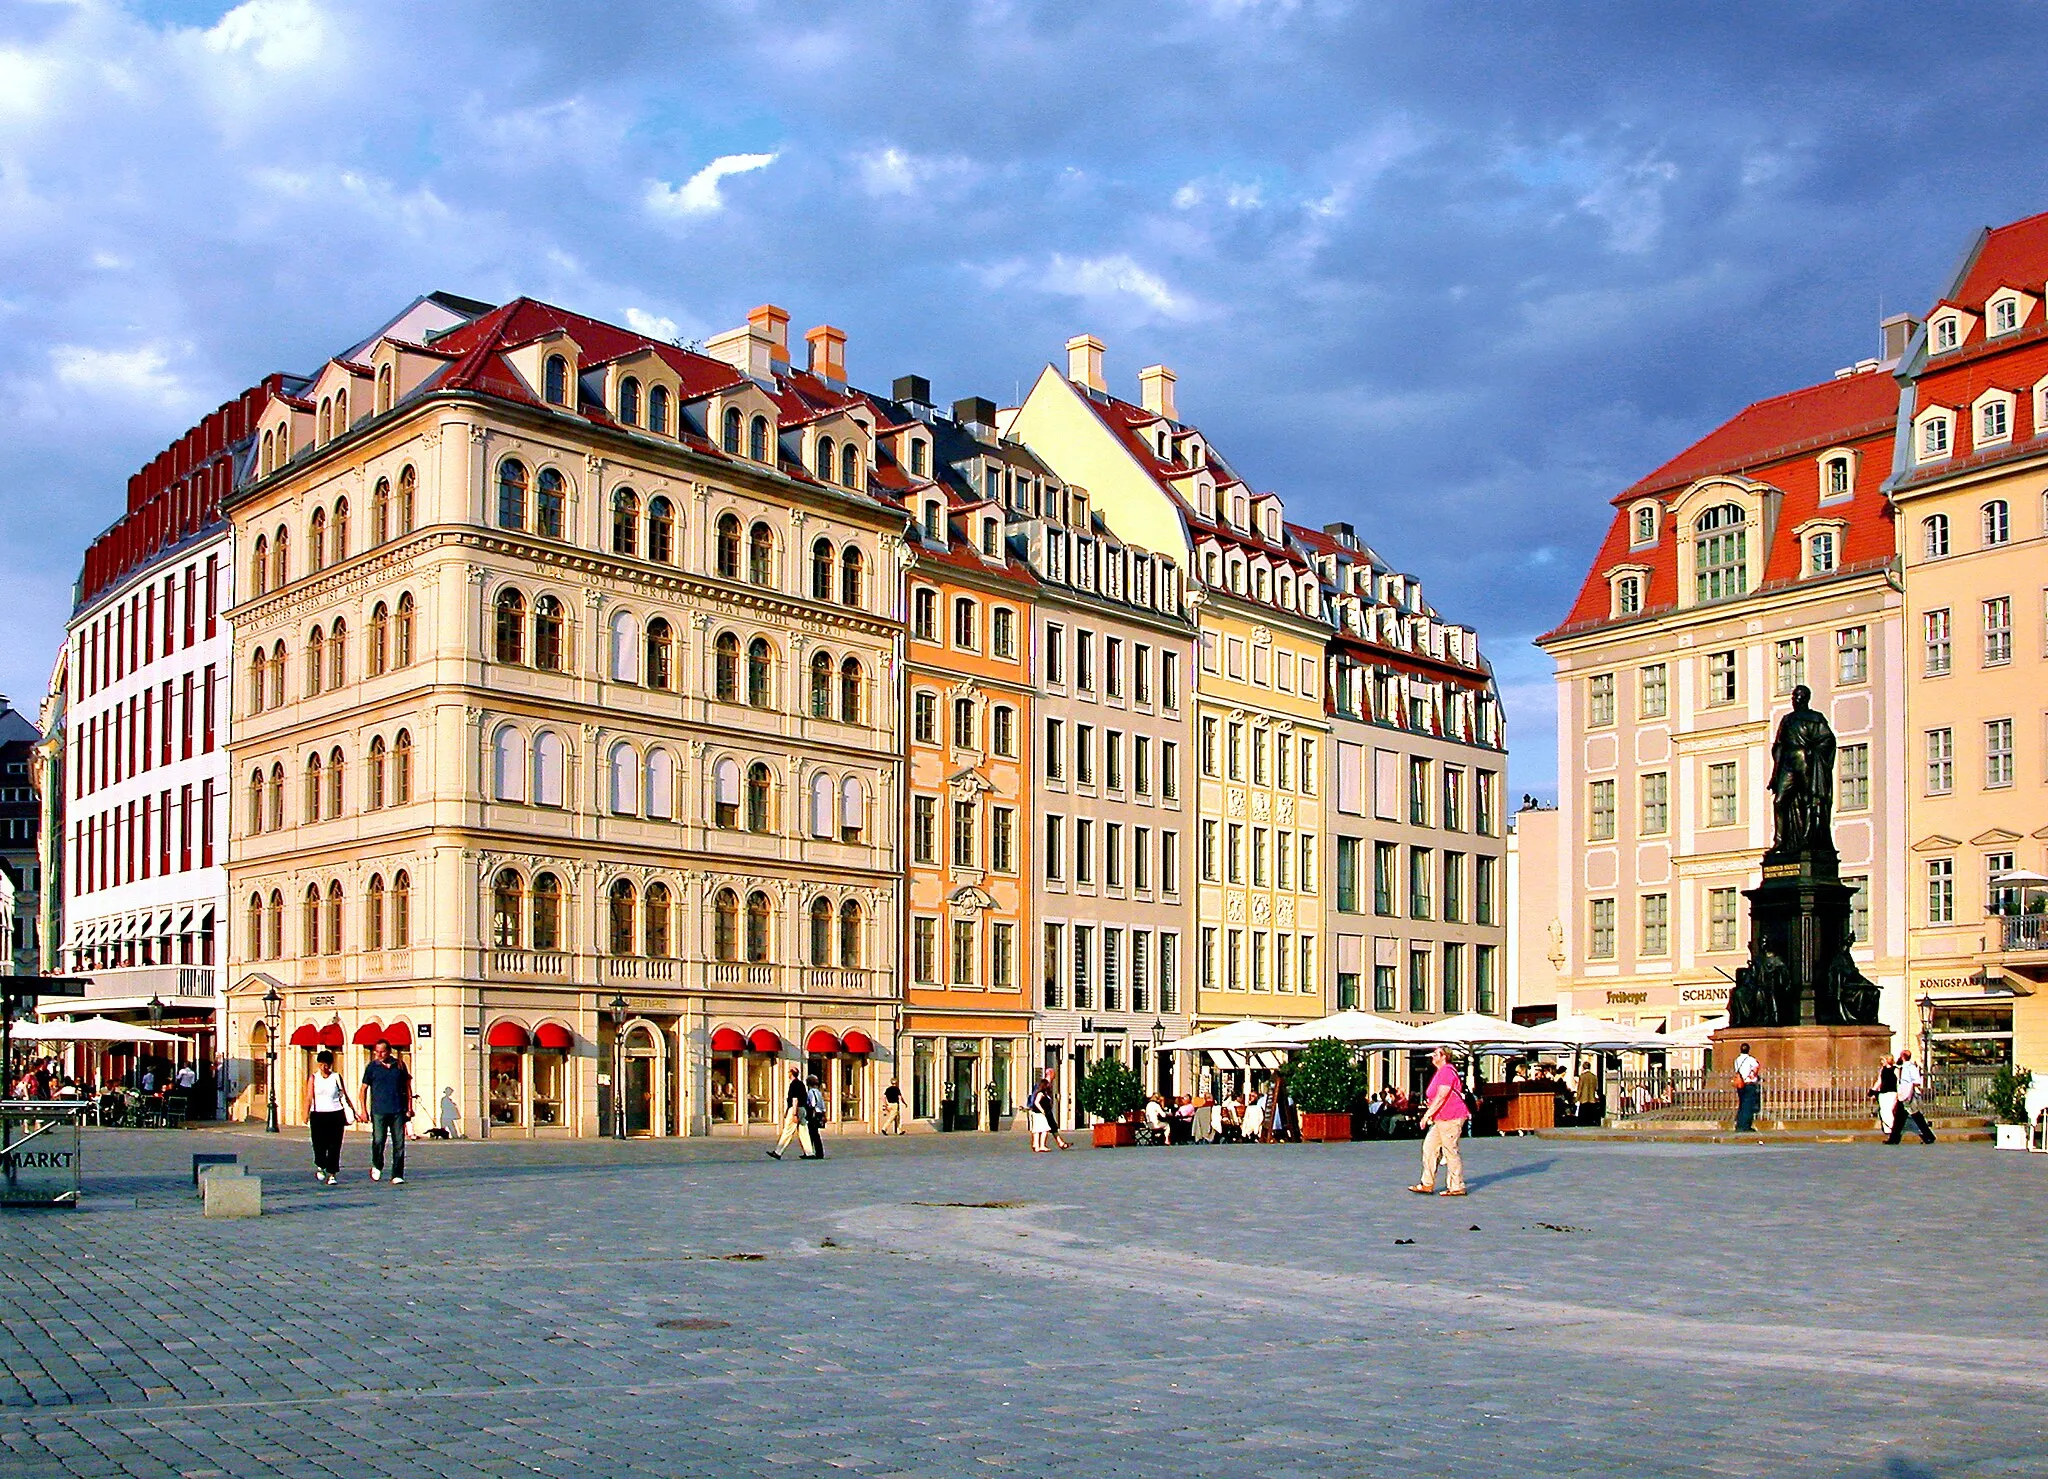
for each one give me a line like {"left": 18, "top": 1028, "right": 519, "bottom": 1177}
{"left": 1711, "top": 1025, "right": 1892, "bottom": 1080}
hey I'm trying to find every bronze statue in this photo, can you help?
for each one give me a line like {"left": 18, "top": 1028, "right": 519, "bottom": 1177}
{"left": 1766, "top": 685, "right": 1835, "bottom": 862}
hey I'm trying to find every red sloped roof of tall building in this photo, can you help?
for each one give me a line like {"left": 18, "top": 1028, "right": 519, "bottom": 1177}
{"left": 1951, "top": 208, "right": 2048, "bottom": 311}
{"left": 1619, "top": 370, "right": 1899, "bottom": 501}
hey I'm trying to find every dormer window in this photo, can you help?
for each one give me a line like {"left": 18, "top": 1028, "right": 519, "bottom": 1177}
{"left": 1631, "top": 504, "right": 1657, "bottom": 546}
{"left": 1918, "top": 411, "right": 1952, "bottom": 460}
{"left": 1823, "top": 455, "right": 1852, "bottom": 499}
{"left": 1614, "top": 575, "right": 1642, "bottom": 616}
{"left": 1230, "top": 492, "right": 1247, "bottom": 529}
{"left": 618, "top": 376, "right": 640, "bottom": 426}
{"left": 1693, "top": 503, "right": 1747, "bottom": 602}
{"left": 923, "top": 500, "right": 943, "bottom": 541}
{"left": 1979, "top": 397, "right": 2010, "bottom": 444}
{"left": 1992, "top": 296, "right": 2020, "bottom": 335}
{"left": 723, "top": 406, "right": 742, "bottom": 453}
{"left": 648, "top": 385, "right": 670, "bottom": 435}
{"left": 910, "top": 439, "right": 928, "bottom": 477}
{"left": 1808, "top": 531, "right": 1836, "bottom": 575}
{"left": 1932, "top": 316, "right": 1960, "bottom": 352}
{"left": 749, "top": 416, "right": 770, "bottom": 463}
{"left": 981, "top": 517, "right": 998, "bottom": 556}
{"left": 544, "top": 354, "right": 569, "bottom": 406}
{"left": 1263, "top": 508, "right": 1280, "bottom": 541}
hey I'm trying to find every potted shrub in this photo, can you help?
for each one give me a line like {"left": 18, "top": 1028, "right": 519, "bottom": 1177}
{"left": 1987, "top": 1065, "right": 2033, "bottom": 1150}
{"left": 1291, "top": 1038, "right": 1363, "bottom": 1143}
{"left": 1079, "top": 1057, "right": 1143, "bottom": 1147}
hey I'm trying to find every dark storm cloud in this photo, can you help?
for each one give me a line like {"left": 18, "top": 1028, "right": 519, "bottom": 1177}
{"left": 2, "top": 0, "right": 2043, "bottom": 797}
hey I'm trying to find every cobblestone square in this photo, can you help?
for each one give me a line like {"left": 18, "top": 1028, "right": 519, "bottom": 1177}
{"left": 3, "top": 1128, "right": 2044, "bottom": 1478}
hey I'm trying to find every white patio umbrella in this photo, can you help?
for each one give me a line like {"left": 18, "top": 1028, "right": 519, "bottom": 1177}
{"left": 1521, "top": 1013, "right": 1672, "bottom": 1052}
{"left": 1991, "top": 868, "right": 2048, "bottom": 887}
{"left": 1268, "top": 1011, "right": 1433, "bottom": 1047}
{"left": 1656, "top": 1019, "right": 1725, "bottom": 1050}
{"left": 1158, "top": 1019, "right": 1284, "bottom": 1054}
{"left": 12, "top": 1017, "right": 181, "bottom": 1045}
{"left": 1414, "top": 1013, "right": 1542, "bottom": 1051}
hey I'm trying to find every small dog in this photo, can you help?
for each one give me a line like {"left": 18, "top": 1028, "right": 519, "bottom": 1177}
{"left": 422, "top": 1126, "right": 452, "bottom": 1140}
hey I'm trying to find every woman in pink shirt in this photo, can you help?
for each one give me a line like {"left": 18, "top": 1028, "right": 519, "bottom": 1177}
{"left": 1409, "top": 1046, "right": 1470, "bottom": 1196}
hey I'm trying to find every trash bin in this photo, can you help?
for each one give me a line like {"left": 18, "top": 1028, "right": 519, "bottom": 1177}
{"left": 939, "top": 1100, "right": 956, "bottom": 1133}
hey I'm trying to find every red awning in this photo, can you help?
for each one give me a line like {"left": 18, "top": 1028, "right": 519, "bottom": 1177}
{"left": 352, "top": 1022, "right": 384, "bottom": 1046}
{"left": 805, "top": 1028, "right": 841, "bottom": 1054}
{"left": 486, "top": 1021, "right": 529, "bottom": 1049}
{"left": 317, "top": 1023, "right": 345, "bottom": 1049}
{"left": 709, "top": 1027, "right": 747, "bottom": 1053}
{"left": 382, "top": 1022, "right": 413, "bottom": 1049}
{"left": 289, "top": 1024, "right": 320, "bottom": 1047}
{"left": 748, "top": 1028, "right": 781, "bottom": 1054}
{"left": 533, "top": 1022, "right": 574, "bottom": 1050}
{"left": 840, "top": 1030, "right": 874, "bottom": 1056}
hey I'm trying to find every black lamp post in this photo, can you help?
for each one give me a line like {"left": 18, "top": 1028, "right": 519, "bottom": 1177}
{"left": 608, "top": 993, "right": 629, "bottom": 1139}
{"left": 261, "top": 987, "right": 281, "bottom": 1133}
{"left": 1917, "top": 993, "right": 1934, "bottom": 1076}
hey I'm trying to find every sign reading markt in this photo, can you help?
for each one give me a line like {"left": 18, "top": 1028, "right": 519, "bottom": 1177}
{"left": 1727, "top": 685, "right": 1881, "bottom": 1030}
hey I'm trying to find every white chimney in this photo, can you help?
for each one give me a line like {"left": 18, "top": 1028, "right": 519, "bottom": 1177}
{"left": 1066, "top": 334, "right": 1105, "bottom": 392}
{"left": 1137, "top": 364, "right": 1177, "bottom": 420}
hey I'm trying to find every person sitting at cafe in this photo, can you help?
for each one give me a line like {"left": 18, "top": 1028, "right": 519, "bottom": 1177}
{"left": 1142, "top": 1094, "right": 1171, "bottom": 1142}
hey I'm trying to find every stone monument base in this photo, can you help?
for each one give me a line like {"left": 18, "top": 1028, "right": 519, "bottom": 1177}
{"left": 1710, "top": 1024, "right": 1892, "bottom": 1080}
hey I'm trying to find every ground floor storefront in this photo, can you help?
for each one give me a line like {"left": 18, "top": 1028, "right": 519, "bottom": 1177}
{"left": 900, "top": 1013, "right": 1030, "bottom": 1132}
{"left": 224, "top": 975, "right": 895, "bottom": 1138}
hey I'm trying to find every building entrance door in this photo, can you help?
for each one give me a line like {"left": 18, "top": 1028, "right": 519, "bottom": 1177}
{"left": 622, "top": 1025, "right": 660, "bottom": 1136}
{"left": 949, "top": 1042, "right": 980, "bottom": 1131}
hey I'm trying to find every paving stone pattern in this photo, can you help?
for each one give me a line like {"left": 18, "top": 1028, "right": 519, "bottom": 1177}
{"left": 2, "top": 1128, "right": 2044, "bottom": 1478}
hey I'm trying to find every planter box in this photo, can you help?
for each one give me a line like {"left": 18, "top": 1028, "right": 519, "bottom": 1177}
{"left": 1300, "top": 1111, "right": 1354, "bottom": 1143}
{"left": 1092, "top": 1122, "right": 1137, "bottom": 1148}
{"left": 1996, "top": 1124, "right": 2028, "bottom": 1150}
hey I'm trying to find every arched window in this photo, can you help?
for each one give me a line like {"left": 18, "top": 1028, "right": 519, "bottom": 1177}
{"left": 270, "top": 642, "right": 287, "bottom": 708}
{"left": 376, "top": 364, "right": 392, "bottom": 414}
{"left": 840, "top": 775, "right": 865, "bottom": 843}
{"left": 303, "top": 884, "right": 322, "bottom": 956}
{"left": 366, "top": 874, "right": 386, "bottom": 951}
{"left": 306, "top": 628, "right": 327, "bottom": 697}
{"left": 544, "top": 354, "right": 569, "bottom": 406}
{"left": 325, "top": 880, "right": 344, "bottom": 956}
{"left": 810, "top": 897, "right": 832, "bottom": 966}
{"left": 268, "top": 762, "right": 285, "bottom": 830}
{"left": 260, "top": 430, "right": 274, "bottom": 477}
{"left": 612, "top": 488, "right": 640, "bottom": 556}
{"left": 327, "top": 617, "right": 347, "bottom": 689}
{"left": 609, "top": 742, "right": 638, "bottom": 815}
{"left": 716, "top": 514, "right": 742, "bottom": 579}
{"left": 723, "top": 406, "right": 743, "bottom": 454}
{"left": 648, "top": 385, "right": 670, "bottom": 435}
{"left": 536, "top": 469, "right": 565, "bottom": 540}
{"left": 392, "top": 730, "right": 413, "bottom": 804}
{"left": 272, "top": 527, "right": 289, "bottom": 587}
{"left": 492, "top": 725, "right": 527, "bottom": 802}
{"left": 1693, "top": 503, "right": 1747, "bottom": 602}
{"left": 816, "top": 435, "right": 835, "bottom": 480}
{"left": 840, "top": 546, "right": 863, "bottom": 606}
{"left": 645, "top": 881, "right": 672, "bottom": 956}
{"left": 809, "top": 771, "right": 834, "bottom": 837}
{"left": 748, "top": 522, "right": 774, "bottom": 585}
{"left": 531, "top": 872, "right": 562, "bottom": 951}
{"left": 841, "top": 442, "right": 859, "bottom": 488}
{"left": 953, "top": 696, "right": 976, "bottom": 749}
{"left": 713, "top": 757, "right": 740, "bottom": 828}
{"left": 397, "top": 465, "right": 416, "bottom": 533}
{"left": 532, "top": 731, "right": 566, "bottom": 808}
{"left": 645, "top": 748, "right": 675, "bottom": 820}
{"left": 369, "top": 603, "right": 389, "bottom": 676}
{"left": 1983, "top": 499, "right": 2010, "bottom": 547}
{"left": 252, "top": 536, "right": 269, "bottom": 598}
{"left": 749, "top": 415, "right": 769, "bottom": 462}
{"left": 1615, "top": 576, "right": 1642, "bottom": 616}
{"left": 368, "top": 736, "right": 387, "bottom": 809}
{"left": 645, "top": 617, "right": 674, "bottom": 690}
{"left": 647, "top": 496, "right": 674, "bottom": 563}
{"left": 609, "top": 879, "right": 637, "bottom": 955}
{"left": 326, "top": 745, "right": 345, "bottom": 817}
{"left": 840, "top": 657, "right": 862, "bottom": 724}
{"left": 992, "top": 607, "right": 1015, "bottom": 658}
{"left": 248, "top": 769, "right": 266, "bottom": 833}
{"left": 745, "top": 890, "right": 772, "bottom": 963}
{"left": 494, "top": 589, "right": 526, "bottom": 664}
{"left": 333, "top": 390, "right": 347, "bottom": 433}
{"left": 618, "top": 376, "right": 641, "bottom": 427}
{"left": 712, "top": 888, "right": 739, "bottom": 961}
{"left": 248, "top": 649, "right": 267, "bottom": 715}
{"left": 839, "top": 899, "right": 862, "bottom": 967}
{"left": 309, "top": 507, "right": 327, "bottom": 572}
{"left": 812, "top": 537, "right": 835, "bottom": 600}
{"left": 714, "top": 632, "right": 740, "bottom": 702}
{"left": 747, "top": 637, "right": 773, "bottom": 707}
{"left": 491, "top": 870, "right": 523, "bottom": 948}
{"left": 318, "top": 397, "right": 331, "bottom": 445}
{"left": 333, "top": 497, "right": 349, "bottom": 560}
{"left": 390, "top": 870, "right": 411, "bottom": 949}
{"left": 1923, "top": 513, "right": 1950, "bottom": 559}
{"left": 810, "top": 650, "right": 833, "bottom": 718}
{"left": 609, "top": 610, "right": 641, "bottom": 683}
{"left": 267, "top": 889, "right": 284, "bottom": 959}
{"left": 304, "top": 752, "right": 323, "bottom": 819}
{"left": 395, "top": 593, "right": 415, "bottom": 665}
{"left": 248, "top": 892, "right": 264, "bottom": 956}
{"left": 746, "top": 762, "right": 773, "bottom": 832}
{"left": 497, "top": 459, "right": 528, "bottom": 530}
{"left": 533, "top": 595, "right": 564, "bottom": 672}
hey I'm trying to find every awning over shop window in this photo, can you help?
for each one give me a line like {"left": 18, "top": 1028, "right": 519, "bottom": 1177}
{"left": 533, "top": 1023, "right": 573, "bottom": 1050}
{"left": 487, "top": 1021, "right": 529, "bottom": 1049}
{"left": 748, "top": 1028, "right": 781, "bottom": 1054}
{"left": 352, "top": 1022, "right": 384, "bottom": 1046}
{"left": 289, "top": 1025, "right": 320, "bottom": 1047}
{"left": 382, "top": 1022, "right": 413, "bottom": 1049}
{"left": 317, "top": 1024, "right": 345, "bottom": 1049}
{"left": 709, "top": 1027, "right": 747, "bottom": 1053}
{"left": 805, "top": 1028, "right": 841, "bottom": 1054}
{"left": 840, "top": 1030, "right": 874, "bottom": 1056}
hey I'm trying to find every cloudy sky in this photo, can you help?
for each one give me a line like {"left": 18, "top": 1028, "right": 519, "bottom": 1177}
{"left": 3, "top": 0, "right": 2046, "bottom": 801}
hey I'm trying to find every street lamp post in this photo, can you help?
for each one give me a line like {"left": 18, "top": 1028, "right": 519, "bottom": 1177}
{"left": 608, "top": 993, "right": 629, "bottom": 1139}
{"left": 1151, "top": 1017, "right": 1166, "bottom": 1096}
{"left": 1917, "top": 994, "right": 1934, "bottom": 1078}
{"left": 261, "top": 987, "right": 281, "bottom": 1134}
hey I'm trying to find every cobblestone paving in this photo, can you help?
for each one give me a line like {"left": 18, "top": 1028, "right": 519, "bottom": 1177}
{"left": 2, "top": 1127, "right": 2044, "bottom": 1478}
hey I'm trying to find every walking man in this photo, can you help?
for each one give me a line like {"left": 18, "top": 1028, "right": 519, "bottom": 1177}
{"left": 881, "top": 1079, "right": 903, "bottom": 1135}
{"left": 1731, "top": 1042, "right": 1762, "bottom": 1133}
{"left": 768, "top": 1067, "right": 809, "bottom": 1160}
{"left": 805, "top": 1074, "right": 828, "bottom": 1159}
{"left": 1409, "top": 1046, "right": 1470, "bottom": 1197}
{"left": 1871, "top": 1055, "right": 1898, "bottom": 1136}
{"left": 1888, "top": 1049, "right": 1937, "bottom": 1144}
{"left": 361, "top": 1040, "right": 414, "bottom": 1184}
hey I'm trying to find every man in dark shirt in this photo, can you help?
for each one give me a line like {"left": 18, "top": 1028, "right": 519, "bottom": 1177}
{"left": 361, "top": 1041, "right": 414, "bottom": 1184}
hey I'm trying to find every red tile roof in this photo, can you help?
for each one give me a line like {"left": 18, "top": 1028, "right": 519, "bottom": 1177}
{"left": 1950, "top": 208, "right": 2048, "bottom": 312}
{"left": 1619, "top": 371, "right": 1899, "bottom": 501}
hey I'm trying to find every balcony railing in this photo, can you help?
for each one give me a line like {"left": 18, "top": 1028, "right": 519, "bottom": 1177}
{"left": 490, "top": 950, "right": 568, "bottom": 977}
{"left": 604, "top": 956, "right": 679, "bottom": 982}
{"left": 1999, "top": 915, "right": 2048, "bottom": 952}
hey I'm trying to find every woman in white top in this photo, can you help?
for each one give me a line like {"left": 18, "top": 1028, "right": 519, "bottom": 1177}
{"left": 305, "top": 1050, "right": 358, "bottom": 1184}
{"left": 1241, "top": 1089, "right": 1267, "bottom": 1143}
